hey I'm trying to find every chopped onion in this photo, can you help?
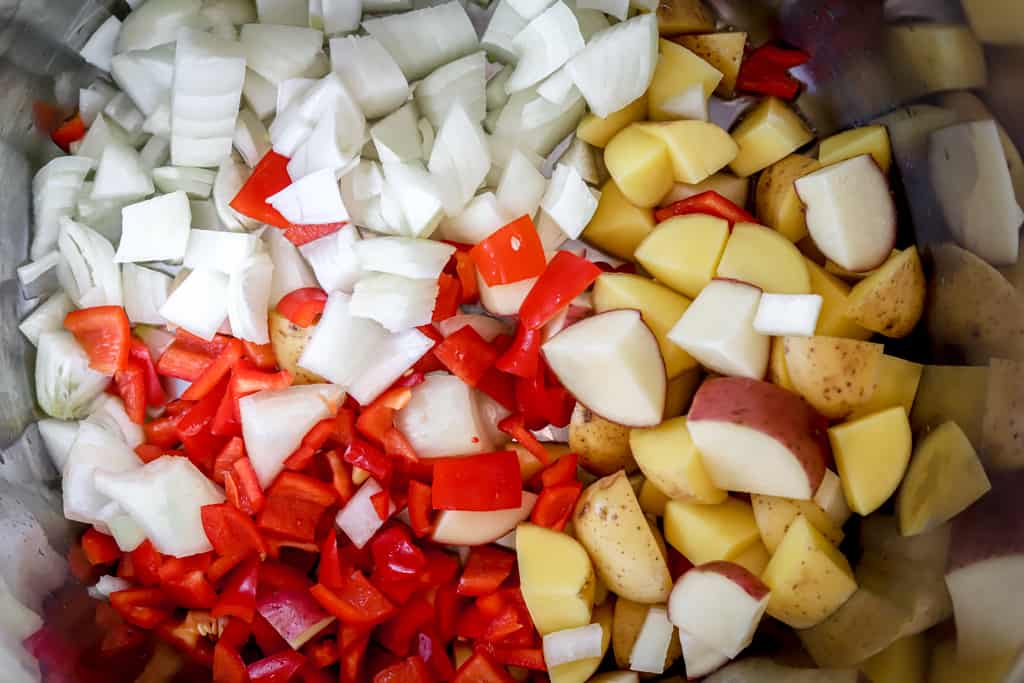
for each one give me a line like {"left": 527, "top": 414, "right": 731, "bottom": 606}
{"left": 87, "top": 395, "right": 145, "bottom": 448}
{"left": 486, "top": 66, "right": 513, "bottom": 112}
{"left": 19, "top": 293, "right": 74, "bottom": 347}
{"left": 535, "top": 210, "right": 569, "bottom": 252}
{"left": 496, "top": 150, "right": 547, "bottom": 220}
{"left": 428, "top": 103, "right": 491, "bottom": 215}
{"left": 287, "top": 100, "right": 365, "bottom": 180}
{"left": 382, "top": 162, "right": 446, "bottom": 237}
{"left": 183, "top": 229, "right": 260, "bottom": 273}
{"left": 557, "top": 136, "right": 603, "bottom": 185}
{"left": 481, "top": 0, "right": 527, "bottom": 64}
{"left": 240, "top": 24, "right": 325, "bottom": 85}
{"left": 110, "top": 44, "right": 176, "bottom": 117}
{"left": 265, "top": 228, "right": 318, "bottom": 305}
{"left": 477, "top": 271, "right": 537, "bottom": 316}
{"left": 62, "top": 421, "right": 141, "bottom": 528}
{"left": 103, "top": 93, "right": 146, "bottom": 144}
{"left": 268, "top": 168, "right": 349, "bottom": 224}
{"left": 543, "top": 623, "right": 604, "bottom": 668}
{"left": 57, "top": 218, "right": 122, "bottom": 308}
{"left": 362, "top": 0, "right": 411, "bottom": 12}
{"left": 354, "top": 236, "right": 455, "bottom": 279}
{"left": 200, "top": 3, "right": 242, "bottom": 39}
{"left": 521, "top": 90, "right": 583, "bottom": 130}
{"left": 234, "top": 108, "right": 272, "bottom": 168}
{"left": 117, "top": 0, "right": 203, "bottom": 52}
{"left": 76, "top": 114, "right": 131, "bottom": 162}
{"left": 350, "top": 273, "right": 438, "bottom": 332}
{"left": 88, "top": 575, "right": 131, "bottom": 601}
{"left": 371, "top": 103, "right": 424, "bottom": 164}
{"left": 135, "top": 325, "right": 176, "bottom": 362}
{"left": 330, "top": 35, "right": 410, "bottom": 119}
{"left": 541, "top": 163, "right": 599, "bottom": 239}
{"left": 569, "top": 0, "right": 612, "bottom": 38}
{"left": 142, "top": 104, "right": 171, "bottom": 137}
{"left": 139, "top": 134, "right": 171, "bottom": 170}
{"left": 299, "top": 291, "right": 388, "bottom": 387}
{"left": 567, "top": 13, "right": 658, "bottom": 118}
{"left": 31, "top": 156, "right": 94, "bottom": 259}
{"left": 476, "top": 389, "right": 513, "bottom": 445}
{"left": 299, "top": 225, "right": 364, "bottom": 293}
{"left": 320, "top": 0, "right": 361, "bottom": 35}
{"left": 362, "top": 2, "right": 478, "bottom": 81}
{"left": 227, "top": 252, "right": 274, "bottom": 344}
{"left": 438, "top": 192, "right": 509, "bottom": 244}
{"left": 115, "top": 191, "right": 192, "bottom": 263}
{"left": 17, "top": 251, "right": 61, "bottom": 300}
{"left": 159, "top": 268, "right": 230, "bottom": 340}
{"left": 206, "top": 0, "right": 258, "bottom": 24}
{"left": 79, "top": 80, "right": 118, "bottom": 127}
{"left": 537, "top": 66, "right": 579, "bottom": 105}
{"left": 507, "top": 2, "right": 584, "bottom": 94}
{"left": 395, "top": 374, "right": 495, "bottom": 457}
{"left": 488, "top": 135, "right": 545, "bottom": 186}
{"left": 629, "top": 606, "right": 673, "bottom": 674}
{"left": 94, "top": 456, "right": 224, "bottom": 557}
{"left": 34, "top": 331, "right": 108, "bottom": 421}
{"left": 508, "top": 0, "right": 555, "bottom": 21}
{"left": 415, "top": 51, "right": 487, "bottom": 129}
{"left": 336, "top": 478, "right": 395, "bottom": 548}
{"left": 190, "top": 199, "right": 222, "bottom": 229}
{"left": 91, "top": 143, "right": 154, "bottom": 202}
{"left": 418, "top": 118, "right": 434, "bottom": 159}
{"left": 256, "top": 0, "right": 309, "bottom": 25}
{"left": 347, "top": 328, "right": 435, "bottom": 405}
{"left": 438, "top": 314, "right": 511, "bottom": 342}
{"left": 121, "top": 264, "right": 171, "bottom": 326}
{"left": 339, "top": 162, "right": 390, "bottom": 234}
{"left": 494, "top": 87, "right": 587, "bottom": 157}
{"left": 243, "top": 67, "right": 278, "bottom": 120}
{"left": 240, "top": 384, "right": 344, "bottom": 487}
{"left": 152, "top": 166, "right": 216, "bottom": 198}
{"left": 37, "top": 418, "right": 79, "bottom": 474}
{"left": 213, "top": 156, "right": 259, "bottom": 231}
{"left": 270, "top": 73, "right": 353, "bottom": 157}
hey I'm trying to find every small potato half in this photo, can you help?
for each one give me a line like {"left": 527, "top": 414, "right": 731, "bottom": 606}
{"left": 845, "top": 247, "right": 926, "bottom": 338}
{"left": 783, "top": 336, "right": 885, "bottom": 419}
{"left": 268, "top": 311, "right": 324, "bottom": 385}
{"left": 569, "top": 403, "right": 637, "bottom": 476}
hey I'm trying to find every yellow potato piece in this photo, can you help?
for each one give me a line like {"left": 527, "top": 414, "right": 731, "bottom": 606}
{"left": 663, "top": 497, "right": 759, "bottom": 565}
{"left": 729, "top": 96, "right": 814, "bottom": 178}
{"left": 604, "top": 126, "right": 675, "bottom": 208}
{"left": 516, "top": 522, "right": 596, "bottom": 635}
{"left": 732, "top": 540, "right": 770, "bottom": 578}
{"left": 577, "top": 96, "right": 648, "bottom": 149}
{"left": 674, "top": 32, "right": 747, "bottom": 97}
{"left": 582, "top": 180, "right": 656, "bottom": 262}
{"left": 661, "top": 172, "right": 750, "bottom": 209}
{"left": 885, "top": 24, "right": 987, "bottom": 100}
{"left": 860, "top": 634, "right": 927, "bottom": 683}
{"left": 909, "top": 365, "right": 989, "bottom": 447}
{"left": 897, "top": 421, "right": 991, "bottom": 537}
{"left": 750, "top": 494, "right": 844, "bottom": 554}
{"left": 848, "top": 355, "right": 922, "bottom": 420}
{"left": 663, "top": 366, "right": 702, "bottom": 419}
{"left": 828, "top": 407, "right": 913, "bottom": 515}
{"left": 825, "top": 250, "right": 898, "bottom": 281}
{"left": 784, "top": 336, "right": 884, "bottom": 419}
{"left": 656, "top": 0, "right": 716, "bottom": 35}
{"left": 638, "top": 479, "right": 671, "bottom": 517}
{"left": 648, "top": 40, "right": 722, "bottom": 121}
{"left": 635, "top": 121, "right": 739, "bottom": 185}
{"left": 716, "top": 222, "right": 812, "bottom": 294}
{"left": 568, "top": 404, "right": 637, "bottom": 476}
{"left": 512, "top": 442, "right": 572, "bottom": 483}
{"left": 611, "top": 598, "right": 681, "bottom": 670}
{"left": 761, "top": 516, "right": 858, "bottom": 629}
{"left": 268, "top": 311, "right": 325, "bottom": 385}
{"left": 549, "top": 602, "right": 613, "bottom": 683}
{"left": 804, "top": 259, "right": 873, "bottom": 340}
{"left": 755, "top": 153, "right": 821, "bottom": 243}
{"left": 592, "top": 273, "right": 697, "bottom": 379}
{"left": 846, "top": 247, "right": 926, "bottom": 338}
{"left": 635, "top": 214, "right": 729, "bottom": 300}
{"left": 819, "top": 125, "right": 893, "bottom": 173}
{"left": 630, "top": 416, "right": 728, "bottom": 504}
{"left": 768, "top": 337, "right": 795, "bottom": 391}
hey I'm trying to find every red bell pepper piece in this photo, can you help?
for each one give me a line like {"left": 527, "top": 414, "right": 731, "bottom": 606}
{"left": 64, "top": 305, "right": 131, "bottom": 374}
{"left": 470, "top": 216, "right": 547, "bottom": 287}
{"left": 453, "top": 251, "right": 479, "bottom": 304}
{"left": 176, "top": 377, "right": 230, "bottom": 473}
{"left": 214, "top": 557, "right": 260, "bottom": 623}
{"left": 530, "top": 481, "right": 583, "bottom": 531}
{"left": 114, "top": 357, "right": 148, "bottom": 424}
{"left": 202, "top": 503, "right": 269, "bottom": 561}
{"left": 374, "top": 656, "right": 432, "bottom": 683}
{"left": 457, "top": 546, "right": 515, "bottom": 597}
{"left": 434, "top": 582, "right": 463, "bottom": 643}
{"left": 305, "top": 637, "right": 339, "bottom": 669}
{"left": 277, "top": 288, "right": 328, "bottom": 327}
{"left": 519, "top": 251, "right": 601, "bottom": 330}
{"left": 432, "top": 273, "right": 461, "bottom": 322}
{"left": 230, "top": 151, "right": 293, "bottom": 229}
{"left": 376, "top": 598, "right": 434, "bottom": 657}
{"left": 243, "top": 341, "right": 279, "bottom": 370}
{"left": 318, "top": 529, "right": 346, "bottom": 591}
{"left": 251, "top": 612, "right": 290, "bottom": 656}
{"left": 344, "top": 437, "right": 393, "bottom": 485}
{"left": 494, "top": 325, "right": 541, "bottom": 379}
{"left": 339, "top": 625, "right": 372, "bottom": 683}
{"left": 213, "top": 641, "right": 250, "bottom": 683}
{"left": 417, "top": 631, "right": 456, "bottom": 681}
{"left": 432, "top": 325, "right": 499, "bottom": 387}
{"left": 162, "top": 569, "right": 218, "bottom": 609}
{"left": 209, "top": 553, "right": 247, "bottom": 584}
{"left": 213, "top": 437, "right": 247, "bottom": 484}
{"left": 406, "top": 481, "right": 433, "bottom": 538}
{"left": 383, "top": 427, "right": 418, "bottom": 463}
{"left": 260, "top": 560, "right": 315, "bottom": 594}
{"left": 479, "top": 644, "right": 547, "bottom": 671}
{"left": 539, "top": 453, "right": 578, "bottom": 489}
{"left": 80, "top": 528, "right": 121, "bottom": 565}
{"left": 283, "top": 221, "right": 346, "bottom": 246}
{"left": 157, "top": 343, "right": 215, "bottom": 381}
{"left": 477, "top": 368, "right": 517, "bottom": 413}
{"left": 129, "top": 338, "right": 167, "bottom": 407}
{"left": 157, "top": 553, "right": 212, "bottom": 583}
{"left": 110, "top": 588, "right": 172, "bottom": 629}
{"left": 515, "top": 370, "right": 575, "bottom": 429}
{"left": 498, "top": 414, "right": 550, "bottom": 466}
{"left": 211, "top": 383, "right": 243, "bottom": 438}
{"left": 228, "top": 456, "right": 267, "bottom": 516}
{"left": 51, "top": 113, "right": 85, "bottom": 152}
{"left": 183, "top": 338, "right": 243, "bottom": 401}
{"left": 257, "top": 471, "right": 337, "bottom": 542}
{"left": 371, "top": 525, "right": 426, "bottom": 579}
{"left": 247, "top": 650, "right": 307, "bottom": 683}
{"left": 175, "top": 329, "right": 231, "bottom": 355}
{"left": 144, "top": 416, "right": 180, "bottom": 448}
{"left": 454, "top": 653, "right": 515, "bottom": 683}
{"left": 232, "top": 360, "right": 294, "bottom": 396}
{"left": 653, "top": 189, "right": 758, "bottom": 225}
{"left": 432, "top": 452, "right": 522, "bottom": 512}
{"left": 310, "top": 574, "right": 397, "bottom": 627}
{"left": 129, "top": 540, "right": 164, "bottom": 587}
{"left": 325, "top": 450, "right": 356, "bottom": 504}
{"left": 736, "top": 44, "right": 810, "bottom": 101}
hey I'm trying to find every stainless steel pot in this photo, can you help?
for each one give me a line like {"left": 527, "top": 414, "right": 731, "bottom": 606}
{"left": 0, "top": 0, "right": 1021, "bottom": 680}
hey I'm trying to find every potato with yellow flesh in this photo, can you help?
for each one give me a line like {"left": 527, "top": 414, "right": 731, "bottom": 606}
{"left": 804, "top": 259, "right": 873, "bottom": 340}
{"left": 569, "top": 404, "right": 636, "bottom": 476}
{"left": 634, "top": 214, "right": 729, "bottom": 299}
{"left": 846, "top": 247, "right": 926, "bottom": 338}
{"left": 664, "top": 367, "right": 702, "bottom": 419}
{"left": 604, "top": 126, "right": 675, "bottom": 208}
{"left": 732, "top": 541, "right": 770, "bottom": 577}
{"left": 574, "top": 472, "right": 673, "bottom": 603}
{"left": 755, "top": 154, "right": 821, "bottom": 243}
{"left": 729, "top": 97, "right": 815, "bottom": 178}
{"left": 825, "top": 250, "right": 898, "bottom": 281}
{"left": 269, "top": 311, "right": 325, "bottom": 385}
{"left": 715, "top": 222, "right": 812, "bottom": 294}
{"left": 577, "top": 97, "right": 648, "bottom": 149}
{"left": 661, "top": 172, "right": 749, "bottom": 208}
{"left": 828, "top": 407, "right": 913, "bottom": 515}
{"left": 848, "top": 355, "right": 922, "bottom": 419}
{"left": 674, "top": 32, "right": 747, "bottom": 97}
{"left": 768, "top": 338, "right": 795, "bottom": 391}
{"left": 761, "top": 516, "right": 858, "bottom": 629}
{"left": 860, "top": 634, "right": 926, "bottom": 683}
{"left": 612, "top": 598, "right": 681, "bottom": 670}
{"left": 898, "top": 421, "right": 991, "bottom": 537}
{"left": 819, "top": 125, "right": 893, "bottom": 172}
{"left": 885, "top": 24, "right": 987, "bottom": 100}
{"left": 656, "top": 0, "right": 715, "bottom": 34}
{"left": 517, "top": 522, "right": 596, "bottom": 635}
{"left": 663, "top": 497, "right": 759, "bottom": 565}
{"left": 638, "top": 479, "right": 671, "bottom": 517}
{"left": 635, "top": 121, "right": 739, "bottom": 185}
{"left": 592, "top": 273, "right": 697, "bottom": 379}
{"left": 549, "top": 602, "right": 613, "bottom": 683}
{"left": 750, "top": 494, "right": 844, "bottom": 553}
{"left": 630, "top": 417, "right": 727, "bottom": 504}
{"left": 513, "top": 442, "right": 571, "bottom": 483}
{"left": 582, "top": 180, "right": 656, "bottom": 262}
{"left": 910, "top": 365, "right": 988, "bottom": 447}
{"left": 783, "top": 336, "right": 884, "bottom": 419}
{"left": 648, "top": 40, "right": 722, "bottom": 121}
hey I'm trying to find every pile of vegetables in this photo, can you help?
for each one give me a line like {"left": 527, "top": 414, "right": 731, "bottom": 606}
{"left": 13, "top": 0, "right": 1024, "bottom": 682}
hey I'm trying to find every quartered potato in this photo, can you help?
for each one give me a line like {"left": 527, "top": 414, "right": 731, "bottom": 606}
{"left": 845, "top": 246, "right": 926, "bottom": 338}
{"left": 783, "top": 336, "right": 885, "bottom": 419}
{"left": 569, "top": 403, "right": 637, "bottom": 476}
{"left": 674, "top": 32, "right": 747, "bottom": 97}
{"left": 655, "top": 0, "right": 715, "bottom": 35}
{"left": 755, "top": 153, "right": 821, "bottom": 243}
{"left": 268, "top": 311, "right": 324, "bottom": 385}
{"left": 612, "top": 597, "right": 681, "bottom": 671}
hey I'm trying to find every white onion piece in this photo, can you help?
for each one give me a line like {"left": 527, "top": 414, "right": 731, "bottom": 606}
{"left": 508, "top": 0, "right": 555, "bottom": 21}
{"left": 486, "top": 66, "right": 513, "bottom": 112}
{"left": 103, "top": 93, "right": 146, "bottom": 143}
{"left": 347, "top": 328, "right": 435, "bottom": 405}
{"left": 159, "top": 268, "right": 230, "bottom": 341}
{"left": 476, "top": 389, "right": 513, "bottom": 446}
{"left": 575, "top": 0, "right": 627, "bottom": 19}
{"left": 268, "top": 168, "right": 349, "bottom": 224}
{"left": 477, "top": 271, "right": 537, "bottom": 316}
{"left": 354, "top": 237, "right": 455, "bottom": 279}
{"left": 320, "top": 0, "right": 361, "bottom": 35}
{"left": 336, "top": 478, "right": 395, "bottom": 548}
{"left": 287, "top": 101, "right": 364, "bottom": 180}
{"left": 299, "top": 291, "right": 388, "bottom": 387}
{"left": 543, "top": 623, "right": 604, "bottom": 668}
{"left": 37, "top": 419, "right": 78, "bottom": 473}
{"left": 271, "top": 73, "right": 357, "bottom": 158}
{"left": 537, "top": 66, "right": 579, "bottom": 105}
{"left": 201, "top": 3, "right": 241, "bottom": 39}
{"left": 16, "top": 250, "right": 61, "bottom": 300}
{"left": 482, "top": 0, "right": 526, "bottom": 65}
{"left": 350, "top": 273, "right": 438, "bottom": 332}
{"left": 507, "top": 3, "right": 584, "bottom": 94}
{"left": 557, "top": 136, "right": 602, "bottom": 186}
{"left": 240, "top": 24, "right": 325, "bottom": 85}
{"left": 330, "top": 35, "right": 410, "bottom": 119}
{"left": 494, "top": 88, "right": 587, "bottom": 157}
{"left": 135, "top": 325, "right": 176, "bottom": 362}
{"left": 88, "top": 395, "right": 145, "bottom": 448}
{"left": 110, "top": 45, "right": 176, "bottom": 117}
{"left": 91, "top": 143, "right": 153, "bottom": 202}
{"left": 79, "top": 81, "right": 118, "bottom": 127}
{"left": 34, "top": 331, "right": 109, "bottom": 420}
{"left": 63, "top": 421, "right": 141, "bottom": 528}
{"left": 382, "top": 162, "right": 446, "bottom": 237}
{"left": 277, "top": 79, "right": 315, "bottom": 116}
{"left": 428, "top": 103, "right": 491, "bottom": 215}
{"left": 234, "top": 108, "right": 272, "bottom": 168}
{"left": 88, "top": 575, "right": 131, "bottom": 601}
{"left": 256, "top": 0, "right": 309, "bottom": 25}
{"left": 629, "top": 606, "right": 673, "bottom": 674}
{"left": 183, "top": 230, "right": 260, "bottom": 273}
{"left": 143, "top": 104, "right": 171, "bottom": 140}
{"left": 573, "top": 0, "right": 612, "bottom": 37}
{"left": 497, "top": 150, "right": 548, "bottom": 220}
{"left": 362, "top": 0, "right": 411, "bottom": 12}
{"left": 541, "top": 163, "right": 600, "bottom": 239}
{"left": 152, "top": 167, "right": 216, "bottom": 198}
{"left": 340, "top": 162, "right": 391, "bottom": 234}
{"left": 534, "top": 210, "right": 568, "bottom": 252}
{"left": 115, "top": 191, "right": 192, "bottom": 263}
{"left": 118, "top": 0, "right": 203, "bottom": 52}
{"left": 415, "top": 51, "right": 487, "bottom": 129}
{"left": 19, "top": 293, "right": 74, "bottom": 348}
{"left": 121, "top": 264, "right": 171, "bottom": 326}
{"left": 438, "top": 314, "right": 511, "bottom": 342}
{"left": 265, "top": 228, "right": 318, "bottom": 305}
{"left": 213, "top": 156, "right": 259, "bottom": 231}
{"left": 139, "top": 134, "right": 171, "bottom": 170}
{"left": 371, "top": 103, "right": 423, "bottom": 165}
{"left": 395, "top": 374, "right": 495, "bottom": 457}
{"left": 228, "top": 251, "right": 274, "bottom": 344}
{"left": 205, "top": 0, "right": 257, "bottom": 23}
{"left": 299, "top": 226, "right": 364, "bottom": 293}
{"left": 57, "top": 218, "right": 122, "bottom": 308}
{"left": 240, "top": 384, "right": 344, "bottom": 487}
{"left": 363, "top": 2, "right": 478, "bottom": 81}
{"left": 31, "top": 156, "right": 93, "bottom": 259}
{"left": 567, "top": 13, "right": 658, "bottom": 118}
{"left": 94, "top": 456, "right": 224, "bottom": 558}
{"left": 437, "top": 192, "right": 508, "bottom": 244}
{"left": 243, "top": 68, "right": 278, "bottom": 120}
{"left": 488, "top": 135, "right": 545, "bottom": 186}
{"left": 76, "top": 114, "right": 130, "bottom": 162}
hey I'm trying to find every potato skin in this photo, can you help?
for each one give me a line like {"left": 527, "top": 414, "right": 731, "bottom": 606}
{"left": 846, "top": 247, "right": 926, "bottom": 338}
{"left": 783, "top": 336, "right": 884, "bottom": 419}
{"left": 569, "top": 404, "right": 638, "bottom": 476}
{"left": 612, "top": 597, "right": 683, "bottom": 671}
{"left": 268, "top": 311, "right": 324, "bottom": 385}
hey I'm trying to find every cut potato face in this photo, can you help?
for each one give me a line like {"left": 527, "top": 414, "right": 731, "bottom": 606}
{"left": 548, "top": 602, "right": 613, "bottom": 683}
{"left": 750, "top": 494, "right": 844, "bottom": 554}
{"left": 604, "top": 125, "right": 676, "bottom": 208}
{"left": 804, "top": 259, "right": 874, "bottom": 340}
{"left": 635, "top": 121, "right": 739, "bottom": 185}
{"left": 647, "top": 40, "right": 721, "bottom": 121}
{"left": 715, "top": 223, "right": 811, "bottom": 294}
{"left": 656, "top": 0, "right": 716, "bottom": 35}
{"left": 674, "top": 32, "right": 747, "bottom": 97}
{"left": 568, "top": 403, "right": 637, "bottom": 476}
{"left": 635, "top": 214, "right": 729, "bottom": 299}
{"left": 661, "top": 172, "right": 749, "bottom": 208}
{"left": 269, "top": 311, "right": 325, "bottom": 385}
{"left": 797, "top": 586, "right": 912, "bottom": 668}
{"left": 582, "top": 180, "right": 656, "bottom": 262}
{"left": 630, "top": 416, "right": 726, "bottom": 504}
{"left": 818, "top": 125, "right": 892, "bottom": 172}
{"left": 577, "top": 97, "right": 649, "bottom": 149}
{"left": 885, "top": 24, "right": 987, "bottom": 100}
{"left": 755, "top": 153, "right": 820, "bottom": 243}
{"left": 663, "top": 497, "right": 759, "bottom": 565}
{"left": 729, "top": 96, "right": 814, "bottom": 178}
{"left": 767, "top": 337, "right": 795, "bottom": 391}
{"left": 828, "top": 407, "right": 913, "bottom": 516}
{"left": 910, "top": 364, "right": 989, "bottom": 447}
{"left": 848, "top": 354, "right": 922, "bottom": 420}
{"left": 783, "top": 336, "right": 884, "bottom": 419}
{"left": 517, "top": 523, "right": 596, "bottom": 635}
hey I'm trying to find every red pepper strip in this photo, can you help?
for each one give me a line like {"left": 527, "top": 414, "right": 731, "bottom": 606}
{"left": 477, "top": 368, "right": 517, "bottom": 413}
{"left": 374, "top": 655, "right": 432, "bottom": 683}
{"left": 144, "top": 416, "right": 179, "bottom": 448}
{"left": 156, "top": 613, "right": 216, "bottom": 667}
{"left": 457, "top": 546, "right": 516, "bottom": 597}
{"left": 371, "top": 525, "right": 426, "bottom": 579}
{"left": 251, "top": 612, "right": 290, "bottom": 656}
{"left": 371, "top": 490, "right": 391, "bottom": 521}
{"left": 344, "top": 437, "right": 393, "bottom": 485}
{"left": 339, "top": 625, "right": 372, "bottom": 683}
{"left": 310, "top": 574, "right": 397, "bottom": 627}
{"left": 257, "top": 471, "right": 337, "bottom": 541}
{"left": 213, "top": 557, "right": 260, "bottom": 623}
{"left": 243, "top": 340, "right": 278, "bottom": 370}
{"left": 416, "top": 631, "right": 456, "bottom": 681}
{"left": 454, "top": 653, "right": 515, "bottom": 683}
{"left": 498, "top": 414, "right": 550, "bottom": 466}
{"left": 515, "top": 371, "right": 575, "bottom": 430}
{"left": 176, "top": 378, "right": 230, "bottom": 474}
{"left": 453, "top": 251, "right": 479, "bottom": 304}
{"left": 110, "top": 588, "right": 173, "bottom": 630}
{"left": 530, "top": 481, "right": 583, "bottom": 531}
{"left": 232, "top": 360, "right": 294, "bottom": 397}
{"left": 519, "top": 252, "right": 602, "bottom": 331}
{"left": 306, "top": 638, "right": 339, "bottom": 669}
{"left": 736, "top": 44, "right": 810, "bottom": 101}
{"left": 213, "top": 641, "right": 249, "bottom": 683}
{"left": 747, "top": 43, "right": 811, "bottom": 68}
{"left": 129, "top": 540, "right": 163, "bottom": 587}
{"left": 174, "top": 329, "right": 232, "bottom": 355}
{"left": 162, "top": 569, "right": 218, "bottom": 609}
{"left": 736, "top": 72, "right": 801, "bottom": 99}
{"left": 432, "top": 273, "right": 461, "bottom": 322}
{"left": 432, "top": 325, "right": 499, "bottom": 387}
{"left": 64, "top": 305, "right": 131, "bottom": 374}
{"left": 325, "top": 450, "right": 356, "bottom": 504}
{"left": 248, "top": 650, "right": 307, "bottom": 683}
{"left": 212, "top": 385, "right": 243, "bottom": 438}
{"left": 158, "top": 553, "right": 213, "bottom": 582}
{"left": 114, "top": 357, "right": 147, "bottom": 424}
{"left": 261, "top": 560, "right": 315, "bottom": 594}
{"left": 470, "top": 215, "right": 547, "bottom": 287}
{"left": 318, "top": 529, "right": 346, "bottom": 591}
{"left": 406, "top": 481, "right": 433, "bottom": 538}
{"left": 164, "top": 398, "right": 196, "bottom": 416}
{"left": 183, "top": 338, "right": 243, "bottom": 401}
{"left": 208, "top": 553, "right": 246, "bottom": 584}
{"left": 455, "top": 604, "right": 489, "bottom": 640}
{"left": 434, "top": 583, "right": 463, "bottom": 643}
{"left": 277, "top": 288, "right": 328, "bottom": 327}
{"left": 494, "top": 325, "right": 541, "bottom": 379}
{"left": 230, "top": 151, "right": 293, "bottom": 229}
{"left": 212, "top": 437, "right": 246, "bottom": 484}
{"left": 226, "top": 457, "right": 267, "bottom": 516}
{"left": 80, "top": 528, "right": 121, "bottom": 565}
{"left": 202, "top": 503, "right": 269, "bottom": 561}
{"left": 283, "top": 221, "right": 346, "bottom": 246}
{"left": 432, "top": 451, "right": 522, "bottom": 512}
{"left": 129, "top": 338, "right": 167, "bottom": 407}
{"left": 51, "top": 113, "right": 85, "bottom": 152}
{"left": 540, "top": 453, "right": 578, "bottom": 488}
{"left": 478, "top": 644, "right": 547, "bottom": 671}
{"left": 376, "top": 598, "right": 434, "bottom": 657}
{"left": 383, "top": 428, "right": 418, "bottom": 463}
{"left": 653, "top": 189, "right": 758, "bottom": 225}
{"left": 156, "top": 343, "right": 214, "bottom": 381}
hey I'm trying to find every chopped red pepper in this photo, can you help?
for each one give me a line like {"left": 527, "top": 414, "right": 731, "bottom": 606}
{"left": 156, "top": 343, "right": 215, "bottom": 381}
{"left": 176, "top": 378, "right": 230, "bottom": 474}
{"left": 80, "top": 528, "right": 121, "bottom": 565}
{"left": 454, "top": 652, "right": 515, "bottom": 683}
{"left": 325, "top": 450, "right": 356, "bottom": 504}
{"left": 144, "top": 416, "right": 180, "bottom": 448}
{"left": 247, "top": 650, "right": 307, "bottom": 683}
{"left": 257, "top": 471, "right": 336, "bottom": 542}
{"left": 515, "top": 370, "right": 575, "bottom": 430}
{"left": 213, "top": 437, "right": 246, "bottom": 484}
{"left": 305, "top": 637, "right": 340, "bottom": 669}
{"left": 417, "top": 631, "right": 456, "bottom": 681}
{"left": 432, "top": 325, "right": 499, "bottom": 387}
{"left": 317, "top": 530, "right": 346, "bottom": 591}
{"left": 110, "top": 588, "right": 172, "bottom": 630}
{"left": 530, "top": 482, "right": 583, "bottom": 531}
{"left": 260, "top": 560, "right": 315, "bottom": 594}
{"left": 477, "top": 369, "right": 517, "bottom": 413}
{"left": 371, "top": 525, "right": 426, "bottom": 579}
{"left": 243, "top": 341, "right": 279, "bottom": 370}
{"left": 383, "top": 427, "right": 418, "bottom": 463}
{"left": 310, "top": 574, "right": 397, "bottom": 627}
{"left": 175, "top": 330, "right": 232, "bottom": 355}
{"left": 277, "top": 288, "right": 328, "bottom": 327}
{"left": 202, "top": 503, "right": 269, "bottom": 562}
{"left": 470, "top": 216, "right": 547, "bottom": 287}
{"left": 736, "top": 44, "right": 810, "bottom": 101}
{"left": 374, "top": 655, "right": 432, "bottom": 683}
{"left": 376, "top": 598, "right": 434, "bottom": 657}
{"left": 51, "top": 113, "right": 86, "bottom": 152}
{"left": 498, "top": 414, "right": 550, "bottom": 466}
{"left": 230, "top": 151, "right": 293, "bottom": 229}
{"left": 158, "top": 553, "right": 213, "bottom": 583}
{"left": 213, "top": 557, "right": 260, "bottom": 623}
{"left": 226, "top": 457, "right": 267, "bottom": 516}
{"left": 519, "top": 252, "right": 602, "bottom": 331}
{"left": 654, "top": 189, "right": 758, "bottom": 225}
{"left": 432, "top": 273, "right": 461, "bottom": 322}
{"left": 453, "top": 251, "right": 479, "bottom": 304}
{"left": 64, "top": 305, "right": 131, "bottom": 374}
{"left": 213, "top": 641, "right": 250, "bottom": 683}
{"left": 183, "top": 338, "right": 244, "bottom": 401}
{"left": 339, "top": 625, "right": 372, "bottom": 683}
{"left": 432, "top": 452, "right": 522, "bottom": 512}
{"left": 406, "top": 481, "right": 433, "bottom": 538}
{"left": 539, "top": 453, "right": 578, "bottom": 489}
{"left": 344, "top": 438, "right": 393, "bottom": 485}
{"left": 129, "top": 338, "right": 167, "bottom": 407}
{"left": 478, "top": 644, "right": 546, "bottom": 671}
{"left": 458, "top": 546, "right": 516, "bottom": 597}
{"left": 129, "top": 540, "right": 164, "bottom": 587}
{"left": 232, "top": 361, "right": 294, "bottom": 397}
{"left": 283, "top": 221, "right": 346, "bottom": 246}
{"left": 162, "top": 569, "right": 218, "bottom": 609}
{"left": 494, "top": 325, "right": 541, "bottom": 379}
{"left": 114, "top": 357, "right": 148, "bottom": 424}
